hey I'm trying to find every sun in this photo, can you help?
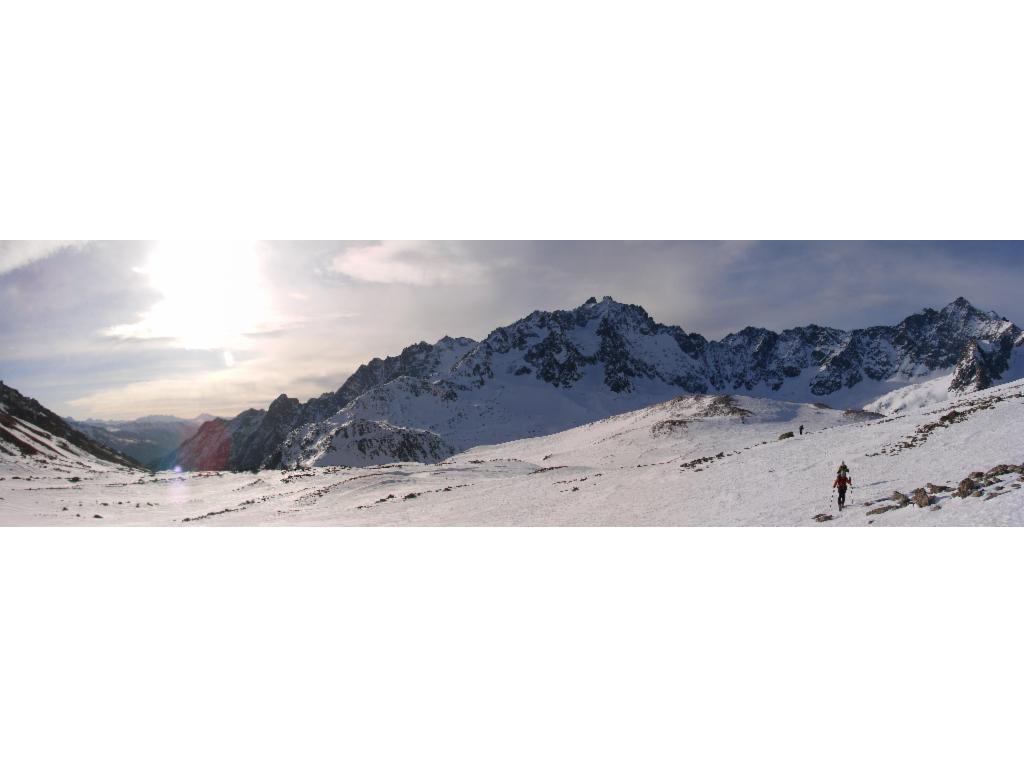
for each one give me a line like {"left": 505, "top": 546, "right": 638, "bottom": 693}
{"left": 108, "top": 241, "right": 272, "bottom": 351}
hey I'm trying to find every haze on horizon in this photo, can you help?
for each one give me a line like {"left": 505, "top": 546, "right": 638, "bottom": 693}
{"left": 2, "top": 241, "right": 1022, "bottom": 421}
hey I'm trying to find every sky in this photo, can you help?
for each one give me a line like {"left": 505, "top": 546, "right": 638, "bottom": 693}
{"left": 1, "top": 241, "right": 1022, "bottom": 420}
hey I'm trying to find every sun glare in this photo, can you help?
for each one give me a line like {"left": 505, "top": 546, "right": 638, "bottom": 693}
{"left": 110, "top": 241, "right": 272, "bottom": 352}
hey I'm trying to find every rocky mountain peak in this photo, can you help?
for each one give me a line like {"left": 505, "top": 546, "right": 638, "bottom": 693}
{"left": 437, "top": 335, "right": 476, "bottom": 347}
{"left": 575, "top": 295, "right": 648, "bottom": 320}
{"left": 943, "top": 296, "right": 976, "bottom": 313}
{"left": 268, "top": 394, "right": 300, "bottom": 415}
{"left": 940, "top": 296, "right": 1004, "bottom": 324}
{"left": 726, "top": 326, "right": 775, "bottom": 344}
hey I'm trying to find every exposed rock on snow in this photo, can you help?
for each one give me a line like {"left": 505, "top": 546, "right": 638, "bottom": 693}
{"left": 956, "top": 477, "right": 977, "bottom": 498}
{"left": 891, "top": 492, "right": 911, "bottom": 508}
{"left": 911, "top": 488, "right": 936, "bottom": 508}
{"left": 867, "top": 505, "right": 899, "bottom": 516}
{"left": 281, "top": 419, "right": 455, "bottom": 469}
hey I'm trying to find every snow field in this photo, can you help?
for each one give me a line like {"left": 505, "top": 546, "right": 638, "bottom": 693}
{"left": 3, "top": 382, "right": 1022, "bottom": 526}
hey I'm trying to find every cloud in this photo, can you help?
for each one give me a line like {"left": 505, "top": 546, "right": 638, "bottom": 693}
{"left": 0, "top": 241, "right": 84, "bottom": 275}
{"left": 329, "top": 241, "right": 490, "bottom": 285}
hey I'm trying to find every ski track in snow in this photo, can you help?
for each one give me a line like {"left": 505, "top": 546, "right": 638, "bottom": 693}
{"left": 2, "top": 382, "right": 1023, "bottom": 527}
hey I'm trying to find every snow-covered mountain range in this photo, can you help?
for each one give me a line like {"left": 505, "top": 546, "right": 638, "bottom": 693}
{"left": 160, "top": 296, "right": 1023, "bottom": 471}
{"left": 156, "top": 336, "right": 476, "bottom": 471}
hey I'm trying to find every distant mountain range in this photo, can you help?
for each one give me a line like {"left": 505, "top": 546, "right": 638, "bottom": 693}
{"left": 154, "top": 296, "right": 1023, "bottom": 471}
{"left": 66, "top": 414, "right": 213, "bottom": 468}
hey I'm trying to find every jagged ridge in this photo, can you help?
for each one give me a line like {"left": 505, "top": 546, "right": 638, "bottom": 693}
{"left": 172, "top": 296, "right": 1024, "bottom": 470}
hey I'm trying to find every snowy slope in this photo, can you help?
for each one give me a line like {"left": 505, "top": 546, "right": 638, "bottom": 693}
{"left": 4, "top": 381, "right": 1022, "bottom": 526}
{"left": 0, "top": 409, "right": 138, "bottom": 471}
{"left": 0, "top": 382, "right": 143, "bottom": 470}
{"left": 864, "top": 336, "right": 1024, "bottom": 415}
{"left": 862, "top": 374, "right": 957, "bottom": 415}
{"left": 280, "top": 369, "right": 692, "bottom": 467}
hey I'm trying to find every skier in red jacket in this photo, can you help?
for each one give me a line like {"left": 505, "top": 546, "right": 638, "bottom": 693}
{"left": 833, "top": 469, "right": 853, "bottom": 511}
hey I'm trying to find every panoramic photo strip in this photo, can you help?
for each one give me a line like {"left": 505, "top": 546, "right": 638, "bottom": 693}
{"left": 2, "top": 241, "right": 1023, "bottom": 526}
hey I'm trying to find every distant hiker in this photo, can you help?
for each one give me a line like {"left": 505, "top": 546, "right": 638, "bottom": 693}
{"left": 837, "top": 461, "right": 851, "bottom": 479}
{"left": 833, "top": 467, "right": 853, "bottom": 511}
{"left": 799, "top": 425, "right": 804, "bottom": 436}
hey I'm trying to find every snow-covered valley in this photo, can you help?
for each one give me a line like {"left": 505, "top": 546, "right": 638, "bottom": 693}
{"left": 4, "top": 379, "right": 1022, "bottom": 526}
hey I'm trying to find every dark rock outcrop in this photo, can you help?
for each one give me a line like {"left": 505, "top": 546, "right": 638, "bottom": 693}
{"left": 956, "top": 478, "right": 977, "bottom": 498}
{"left": 911, "top": 488, "right": 936, "bottom": 508}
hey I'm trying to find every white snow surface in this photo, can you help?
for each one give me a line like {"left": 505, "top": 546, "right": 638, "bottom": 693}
{"left": 863, "top": 372, "right": 958, "bottom": 415}
{"left": 3, "top": 380, "right": 1023, "bottom": 526}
